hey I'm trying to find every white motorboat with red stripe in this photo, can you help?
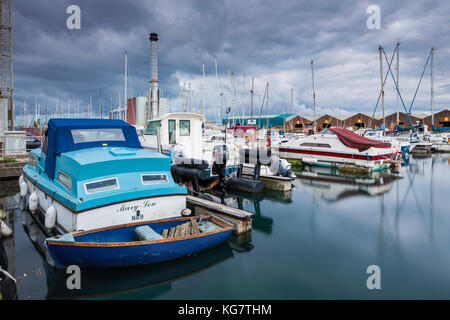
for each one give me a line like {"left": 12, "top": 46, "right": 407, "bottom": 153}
{"left": 273, "top": 127, "right": 398, "bottom": 171}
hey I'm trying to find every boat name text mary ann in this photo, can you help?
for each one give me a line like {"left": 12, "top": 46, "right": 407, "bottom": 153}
{"left": 115, "top": 200, "right": 156, "bottom": 214}
{"left": 178, "top": 304, "right": 271, "bottom": 317}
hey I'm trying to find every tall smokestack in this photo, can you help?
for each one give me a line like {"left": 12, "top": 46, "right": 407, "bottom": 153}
{"left": 149, "top": 33, "right": 159, "bottom": 119}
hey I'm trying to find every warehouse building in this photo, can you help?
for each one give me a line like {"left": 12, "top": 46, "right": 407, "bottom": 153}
{"left": 223, "top": 114, "right": 293, "bottom": 128}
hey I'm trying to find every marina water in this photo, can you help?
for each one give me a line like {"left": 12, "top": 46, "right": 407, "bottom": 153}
{"left": 1, "top": 154, "right": 449, "bottom": 299}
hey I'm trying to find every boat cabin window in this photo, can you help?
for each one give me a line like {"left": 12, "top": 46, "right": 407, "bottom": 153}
{"left": 168, "top": 119, "right": 176, "bottom": 144}
{"left": 71, "top": 128, "right": 125, "bottom": 144}
{"left": 300, "top": 142, "right": 331, "bottom": 148}
{"left": 180, "top": 120, "right": 190, "bottom": 136}
{"left": 145, "top": 120, "right": 161, "bottom": 135}
{"left": 28, "top": 154, "right": 38, "bottom": 168}
{"left": 141, "top": 174, "right": 168, "bottom": 185}
{"left": 57, "top": 171, "right": 72, "bottom": 192}
{"left": 85, "top": 178, "right": 119, "bottom": 194}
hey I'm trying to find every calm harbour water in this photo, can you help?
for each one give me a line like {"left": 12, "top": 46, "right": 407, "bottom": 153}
{"left": 1, "top": 153, "right": 450, "bottom": 299}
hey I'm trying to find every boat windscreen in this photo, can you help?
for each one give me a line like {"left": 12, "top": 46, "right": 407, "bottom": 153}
{"left": 71, "top": 128, "right": 126, "bottom": 144}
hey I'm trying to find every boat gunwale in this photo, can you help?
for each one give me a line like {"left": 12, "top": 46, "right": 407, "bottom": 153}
{"left": 46, "top": 215, "right": 233, "bottom": 248}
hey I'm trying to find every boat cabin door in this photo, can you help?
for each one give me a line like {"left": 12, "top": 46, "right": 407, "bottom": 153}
{"left": 168, "top": 119, "right": 176, "bottom": 144}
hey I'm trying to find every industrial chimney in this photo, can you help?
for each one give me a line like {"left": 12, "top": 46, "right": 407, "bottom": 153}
{"left": 149, "top": 33, "right": 159, "bottom": 119}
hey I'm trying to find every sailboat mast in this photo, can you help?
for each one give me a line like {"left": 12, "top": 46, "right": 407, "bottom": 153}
{"left": 379, "top": 46, "right": 385, "bottom": 129}
{"left": 99, "top": 89, "right": 103, "bottom": 119}
{"left": 311, "top": 60, "right": 316, "bottom": 132}
{"left": 182, "top": 81, "right": 186, "bottom": 112}
{"left": 124, "top": 51, "right": 128, "bottom": 122}
{"left": 290, "top": 88, "right": 293, "bottom": 131}
{"left": 23, "top": 97, "right": 26, "bottom": 126}
{"left": 266, "top": 82, "right": 269, "bottom": 129}
{"left": 431, "top": 47, "right": 434, "bottom": 126}
{"left": 250, "top": 77, "right": 254, "bottom": 125}
{"left": 201, "top": 64, "right": 205, "bottom": 119}
{"left": 396, "top": 42, "right": 400, "bottom": 126}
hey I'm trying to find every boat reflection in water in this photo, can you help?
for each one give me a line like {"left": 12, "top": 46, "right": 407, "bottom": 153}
{"left": 20, "top": 208, "right": 234, "bottom": 299}
{"left": 208, "top": 188, "right": 293, "bottom": 236}
{"left": 294, "top": 166, "right": 400, "bottom": 202}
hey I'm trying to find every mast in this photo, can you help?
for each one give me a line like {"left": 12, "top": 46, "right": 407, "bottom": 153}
{"left": 311, "top": 60, "right": 316, "bottom": 132}
{"left": 34, "top": 95, "right": 37, "bottom": 124}
{"left": 45, "top": 95, "right": 47, "bottom": 124}
{"left": 188, "top": 82, "right": 191, "bottom": 112}
{"left": 201, "top": 63, "right": 205, "bottom": 119}
{"left": 214, "top": 56, "right": 224, "bottom": 123}
{"left": 290, "top": 88, "right": 294, "bottom": 131}
{"left": 118, "top": 91, "right": 121, "bottom": 119}
{"left": 379, "top": 46, "right": 385, "bottom": 129}
{"left": 250, "top": 77, "right": 254, "bottom": 125}
{"left": 56, "top": 97, "right": 58, "bottom": 117}
{"left": 124, "top": 51, "right": 127, "bottom": 122}
{"left": 431, "top": 47, "right": 434, "bottom": 126}
{"left": 230, "top": 71, "right": 237, "bottom": 126}
{"left": 99, "top": 89, "right": 103, "bottom": 119}
{"left": 396, "top": 42, "right": 400, "bottom": 126}
{"left": 23, "top": 96, "right": 25, "bottom": 126}
{"left": 182, "top": 81, "right": 186, "bottom": 112}
{"left": 9, "top": 0, "right": 13, "bottom": 129}
{"left": 89, "top": 95, "right": 92, "bottom": 118}
{"left": 266, "top": 82, "right": 269, "bottom": 129}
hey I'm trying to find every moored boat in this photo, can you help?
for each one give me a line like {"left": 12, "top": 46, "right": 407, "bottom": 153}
{"left": 45, "top": 215, "right": 233, "bottom": 268}
{"left": 139, "top": 112, "right": 240, "bottom": 180}
{"left": 21, "top": 119, "right": 189, "bottom": 234}
{"left": 273, "top": 127, "right": 396, "bottom": 171}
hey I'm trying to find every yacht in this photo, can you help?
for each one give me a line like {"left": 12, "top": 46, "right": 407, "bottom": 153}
{"left": 273, "top": 127, "right": 396, "bottom": 171}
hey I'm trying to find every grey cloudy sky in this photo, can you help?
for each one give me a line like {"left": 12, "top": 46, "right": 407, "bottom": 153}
{"left": 12, "top": 0, "right": 450, "bottom": 122}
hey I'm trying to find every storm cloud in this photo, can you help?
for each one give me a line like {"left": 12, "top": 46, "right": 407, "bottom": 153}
{"left": 11, "top": 0, "right": 450, "bottom": 122}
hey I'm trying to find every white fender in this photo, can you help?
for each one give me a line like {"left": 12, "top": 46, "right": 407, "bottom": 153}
{"left": 29, "top": 192, "right": 39, "bottom": 213}
{"left": 45, "top": 206, "right": 57, "bottom": 230}
{"left": 18, "top": 175, "right": 24, "bottom": 185}
{"left": 20, "top": 182, "right": 28, "bottom": 197}
{"left": 0, "top": 220, "right": 13, "bottom": 237}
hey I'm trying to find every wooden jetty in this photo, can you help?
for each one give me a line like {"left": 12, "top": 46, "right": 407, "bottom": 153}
{"left": 242, "top": 173, "right": 293, "bottom": 191}
{"left": 187, "top": 195, "right": 252, "bottom": 235}
{"left": 0, "top": 157, "right": 27, "bottom": 180}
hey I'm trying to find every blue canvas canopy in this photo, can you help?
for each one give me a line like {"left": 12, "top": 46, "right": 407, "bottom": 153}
{"left": 44, "top": 119, "right": 142, "bottom": 180}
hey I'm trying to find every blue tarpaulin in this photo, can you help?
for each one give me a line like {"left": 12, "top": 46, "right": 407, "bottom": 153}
{"left": 44, "top": 119, "right": 142, "bottom": 180}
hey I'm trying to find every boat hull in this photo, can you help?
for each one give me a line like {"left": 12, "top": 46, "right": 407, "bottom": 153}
{"left": 46, "top": 217, "right": 233, "bottom": 268}
{"left": 274, "top": 147, "right": 392, "bottom": 169}
{"left": 24, "top": 175, "right": 187, "bottom": 234}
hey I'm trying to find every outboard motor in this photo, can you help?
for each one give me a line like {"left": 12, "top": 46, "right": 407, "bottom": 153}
{"left": 212, "top": 144, "right": 229, "bottom": 188}
{"left": 269, "top": 156, "right": 293, "bottom": 178}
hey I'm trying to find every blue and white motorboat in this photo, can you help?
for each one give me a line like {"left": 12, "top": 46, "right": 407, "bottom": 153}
{"left": 45, "top": 215, "right": 233, "bottom": 268}
{"left": 20, "top": 119, "right": 189, "bottom": 234}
